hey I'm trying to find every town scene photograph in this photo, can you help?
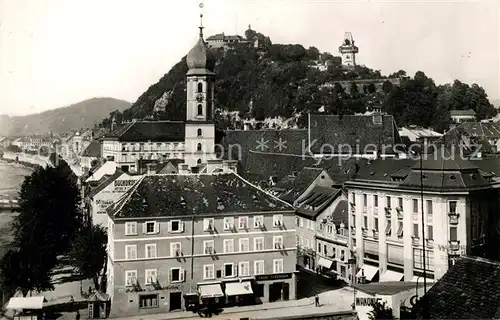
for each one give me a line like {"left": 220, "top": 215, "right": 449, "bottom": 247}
{"left": 0, "top": 0, "right": 499, "bottom": 319}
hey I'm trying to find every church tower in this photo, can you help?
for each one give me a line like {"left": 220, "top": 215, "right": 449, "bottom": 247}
{"left": 338, "top": 32, "right": 358, "bottom": 69}
{"left": 184, "top": 12, "right": 217, "bottom": 172}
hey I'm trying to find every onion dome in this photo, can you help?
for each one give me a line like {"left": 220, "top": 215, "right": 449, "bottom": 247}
{"left": 186, "top": 15, "right": 215, "bottom": 74}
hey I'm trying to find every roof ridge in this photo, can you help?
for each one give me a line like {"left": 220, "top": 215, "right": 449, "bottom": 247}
{"left": 110, "top": 175, "right": 145, "bottom": 217}
{"left": 232, "top": 171, "right": 295, "bottom": 211}
{"left": 117, "top": 122, "right": 135, "bottom": 138}
{"left": 463, "top": 255, "right": 500, "bottom": 266}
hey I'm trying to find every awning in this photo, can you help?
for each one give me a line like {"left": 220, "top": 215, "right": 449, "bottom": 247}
{"left": 356, "top": 265, "right": 379, "bottom": 281}
{"left": 380, "top": 270, "right": 404, "bottom": 282}
{"left": 317, "top": 257, "right": 334, "bottom": 269}
{"left": 411, "top": 276, "right": 435, "bottom": 283}
{"left": 7, "top": 297, "right": 45, "bottom": 310}
{"left": 198, "top": 284, "right": 224, "bottom": 298}
{"left": 225, "top": 281, "right": 254, "bottom": 296}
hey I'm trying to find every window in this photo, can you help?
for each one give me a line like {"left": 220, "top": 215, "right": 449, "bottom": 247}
{"left": 363, "top": 194, "right": 367, "bottom": 207}
{"left": 125, "top": 222, "right": 137, "bottom": 235}
{"left": 300, "top": 218, "right": 304, "bottom": 227}
{"left": 449, "top": 201, "right": 457, "bottom": 213}
{"left": 197, "top": 158, "right": 202, "bottom": 164}
{"left": 397, "top": 222, "right": 403, "bottom": 237}
{"left": 385, "top": 220, "right": 392, "bottom": 236}
{"left": 168, "top": 220, "right": 183, "bottom": 233}
{"left": 340, "top": 250, "right": 345, "bottom": 261}
{"left": 169, "top": 268, "right": 184, "bottom": 282}
{"left": 295, "top": 217, "right": 299, "bottom": 226}
{"left": 363, "top": 216, "right": 368, "bottom": 228}
{"left": 352, "top": 193, "right": 356, "bottom": 205}
{"left": 125, "top": 270, "right": 137, "bottom": 286}
{"left": 426, "top": 200, "right": 433, "bottom": 215}
{"left": 318, "top": 243, "right": 321, "bottom": 253}
{"left": 254, "top": 237, "right": 264, "bottom": 251}
{"left": 450, "top": 226, "right": 458, "bottom": 241}
{"left": 374, "top": 195, "right": 378, "bottom": 207}
{"left": 145, "top": 244, "right": 157, "bottom": 258}
{"left": 374, "top": 218, "right": 379, "bottom": 231}
{"left": 223, "top": 239, "right": 234, "bottom": 253}
{"left": 273, "top": 236, "right": 283, "bottom": 249}
{"left": 254, "top": 260, "right": 264, "bottom": 275}
{"left": 197, "top": 128, "right": 202, "bottom": 137}
{"left": 203, "top": 264, "right": 215, "bottom": 280}
{"left": 139, "top": 294, "right": 159, "bottom": 309}
{"left": 427, "top": 226, "right": 433, "bottom": 240}
{"left": 352, "top": 214, "right": 356, "bottom": 227}
{"left": 396, "top": 197, "right": 402, "bottom": 208}
{"left": 413, "top": 224, "right": 419, "bottom": 238}
{"left": 238, "top": 216, "right": 249, "bottom": 229}
{"left": 413, "top": 249, "right": 434, "bottom": 269}
{"left": 125, "top": 245, "right": 137, "bottom": 260}
{"left": 224, "top": 263, "right": 236, "bottom": 277}
{"left": 203, "top": 218, "right": 214, "bottom": 231}
{"left": 204, "top": 240, "right": 215, "bottom": 254}
{"left": 323, "top": 244, "right": 327, "bottom": 256}
{"left": 273, "top": 259, "right": 284, "bottom": 273}
{"left": 170, "top": 242, "right": 181, "bottom": 257}
{"left": 253, "top": 215, "right": 264, "bottom": 228}
{"left": 197, "top": 143, "right": 202, "bottom": 151}
{"left": 239, "top": 262, "right": 250, "bottom": 277}
{"left": 197, "top": 82, "right": 203, "bottom": 93}
{"left": 239, "top": 238, "right": 250, "bottom": 252}
{"left": 386, "top": 196, "right": 391, "bottom": 208}
{"left": 331, "top": 247, "right": 336, "bottom": 259}
{"left": 197, "top": 104, "right": 203, "bottom": 116}
{"left": 145, "top": 269, "right": 157, "bottom": 285}
{"left": 273, "top": 214, "right": 283, "bottom": 227}
{"left": 223, "top": 217, "right": 234, "bottom": 230}
{"left": 413, "top": 199, "right": 418, "bottom": 213}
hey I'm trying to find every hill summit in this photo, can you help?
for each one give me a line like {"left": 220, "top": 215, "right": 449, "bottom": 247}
{"left": 100, "top": 28, "right": 496, "bottom": 133}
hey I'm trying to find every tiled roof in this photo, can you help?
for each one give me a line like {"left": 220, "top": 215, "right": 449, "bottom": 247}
{"left": 206, "top": 33, "right": 244, "bottom": 41}
{"left": 331, "top": 199, "right": 348, "bottom": 227}
{"left": 102, "top": 121, "right": 185, "bottom": 142}
{"left": 458, "top": 121, "right": 500, "bottom": 139}
{"left": 86, "top": 170, "right": 124, "bottom": 198}
{"left": 354, "top": 281, "right": 424, "bottom": 296}
{"left": 244, "top": 151, "right": 359, "bottom": 187}
{"left": 296, "top": 186, "right": 341, "bottom": 219}
{"left": 413, "top": 256, "right": 500, "bottom": 319}
{"left": 81, "top": 140, "right": 101, "bottom": 158}
{"left": 221, "top": 129, "right": 308, "bottom": 169}
{"left": 274, "top": 168, "right": 325, "bottom": 203}
{"left": 450, "top": 109, "right": 476, "bottom": 117}
{"left": 108, "top": 173, "right": 294, "bottom": 219}
{"left": 309, "top": 114, "right": 400, "bottom": 154}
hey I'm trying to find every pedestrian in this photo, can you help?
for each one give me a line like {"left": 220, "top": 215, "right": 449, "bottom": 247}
{"left": 315, "top": 294, "right": 320, "bottom": 307}
{"left": 76, "top": 310, "right": 80, "bottom": 320}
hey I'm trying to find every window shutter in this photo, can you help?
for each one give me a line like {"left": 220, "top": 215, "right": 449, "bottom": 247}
{"left": 142, "top": 222, "right": 147, "bottom": 234}
{"left": 168, "top": 269, "right": 172, "bottom": 283}
{"left": 167, "top": 221, "right": 172, "bottom": 232}
{"left": 154, "top": 222, "right": 160, "bottom": 234}
{"left": 233, "top": 264, "right": 238, "bottom": 277}
{"left": 222, "top": 266, "right": 225, "bottom": 277}
{"left": 203, "top": 219, "right": 208, "bottom": 230}
{"left": 180, "top": 269, "right": 185, "bottom": 282}
{"left": 180, "top": 222, "right": 185, "bottom": 232}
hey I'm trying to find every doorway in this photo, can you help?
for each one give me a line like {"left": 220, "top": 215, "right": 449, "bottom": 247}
{"left": 269, "top": 282, "right": 283, "bottom": 302}
{"left": 283, "top": 283, "right": 290, "bottom": 301}
{"left": 169, "top": 292, "right": 182, "bottom": 311}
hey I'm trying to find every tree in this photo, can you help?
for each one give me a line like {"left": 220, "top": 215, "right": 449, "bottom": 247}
{"left": 369, "top": 301, "right": 396, "bottom": 320}
{"left": 68, "top": 224, "right": 108, "bottom": 291}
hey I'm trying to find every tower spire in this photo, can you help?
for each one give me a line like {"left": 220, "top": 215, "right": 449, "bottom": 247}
{"left": 199, "top": 2, "right": 204, "bottom": 38}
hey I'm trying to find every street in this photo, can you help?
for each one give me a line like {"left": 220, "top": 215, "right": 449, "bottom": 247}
{"left": 296, "top": 268, "right": 346, "bottom": 299}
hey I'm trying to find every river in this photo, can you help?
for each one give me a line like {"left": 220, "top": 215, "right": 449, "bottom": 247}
{"left": 0, "top": 160, "right": 32, "bottom": 258}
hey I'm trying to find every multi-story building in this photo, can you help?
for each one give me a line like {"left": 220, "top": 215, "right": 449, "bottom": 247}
{"left": 346, "top": 148, "right": 500, "bottom": 284}
{"left": 105, "top": 172, "right": 296, "bottom": 317}
{"left": 205, "top": 33, "right": 249, "bottom": 49}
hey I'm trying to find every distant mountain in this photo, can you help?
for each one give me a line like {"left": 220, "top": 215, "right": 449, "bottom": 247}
{"left": 0, "top": 98, "right": 131, "bottom": 137}
{"left": 491, "top": 99, "right": 500, "bottom": 108}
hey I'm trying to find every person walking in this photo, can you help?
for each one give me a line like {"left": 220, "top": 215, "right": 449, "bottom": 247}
{"left": 315, "top": 294, "right": 320, "bottom": 307}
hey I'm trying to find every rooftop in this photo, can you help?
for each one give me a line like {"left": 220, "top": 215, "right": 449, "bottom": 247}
{"left": 86, "top": 170, "right": 124, "bottom": 198}
{"left": 296, "top": 186, "right": 343, "bottom": 220}
{"left": 81, "top": 140, "right": 101, "bottom": 158}
{"left": 102, "top": 121, "right": 185, "bottom": 142}
{"left": 413, "top": 256, "right": 500, "bottom": 319}
{"left": 108, "top": 173, "right": 294, "bottom": 219}
{"left": 274, "top": 167, "right": 325, "bottom": 203}
{"left": 353, "top": 281, "right": 424, "bottom": 296}
{"left": 457, "top": 121, "right": 500, "bottom": 139}
{"left": 450, "top": 109, "right": 476, "bottom": 117}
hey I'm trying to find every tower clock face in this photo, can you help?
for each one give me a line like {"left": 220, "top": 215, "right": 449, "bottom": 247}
{"left": 196, "top": 94, "right": 204, "bottom": 102}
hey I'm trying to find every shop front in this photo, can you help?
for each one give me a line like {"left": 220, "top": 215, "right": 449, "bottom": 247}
{"left": 316, "top": 256, "right": 337, "bottom": 279}
{"left": 254, "top": 273, "right": 296, "bottom": 303}
{"left": 223, "top": 280, "right": 255, "bottom": 307}
{"left": 197, "top": 282, "right": 224, "bottom": 308}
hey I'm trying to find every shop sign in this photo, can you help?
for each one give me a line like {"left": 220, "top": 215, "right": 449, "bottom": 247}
{"left": 255, "top": 273, "right": 292, "bottom": 281}
{"left": 162, "top": 284, "right": 182, "bottom": 290}
{"left": 114, "top": 180, "right": 136, "bottom": 192}
{"left": 356, "top": 297, "right": 382, "bottom": 306}
{"left": 95, "top": 199, "right": 114, "bottom": 214}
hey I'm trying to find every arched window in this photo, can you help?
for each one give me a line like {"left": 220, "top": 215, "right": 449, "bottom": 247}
{"left": 197, "top": 143, "right": 202, "bottom": 151}
{"left": 197, "top": 104, "right": 203, "bottom": 116}
{"left": 197, "top": 82, "right": 203, "bottom": 93}
{"left": 197, "top": 158, "right": 202, "bottom": 164}
{"left": 197, "top": 128, "right": 202, "bottom": 137}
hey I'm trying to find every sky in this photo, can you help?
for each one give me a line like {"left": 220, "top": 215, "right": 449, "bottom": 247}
{"left": 1, "top": 0, "right": 499, "bottom": 116}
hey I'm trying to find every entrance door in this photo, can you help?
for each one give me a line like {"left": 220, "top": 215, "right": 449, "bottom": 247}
{"left": 170, "top": 292, "right": 182, "bottom": 311}
{"left": 283, "top": 283, "right": 290, "bottom": 301}
{"left": 269, "top": 282, "right": 283, "bottom": 302}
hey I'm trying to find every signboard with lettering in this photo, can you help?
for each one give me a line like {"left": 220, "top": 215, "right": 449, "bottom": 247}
{"left": 114, "top": 180, "right": 136, "bottom": 193}
{"left": 95, "top": 199, "right": 114, "bottom": 214}
{"left": 255, "top": 273, "right": 292, "bottom": 281}
{"left": 356, "top": 297, "right": 382, "bottom": 306}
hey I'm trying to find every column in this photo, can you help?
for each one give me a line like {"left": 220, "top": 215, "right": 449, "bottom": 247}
{"left": 403, "top": 195, "right": 413, "bottom": 281}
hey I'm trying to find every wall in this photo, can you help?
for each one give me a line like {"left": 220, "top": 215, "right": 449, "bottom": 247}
{"left": 2, "top": 152, "right": 50, "bottom": 168}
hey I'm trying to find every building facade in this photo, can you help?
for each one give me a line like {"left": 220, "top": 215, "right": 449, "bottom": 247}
{"left": 106, "top": 173, "right": 297, "bottom": 317}
{"left": 338, "top": 32, "right": 358, "bottom": 69}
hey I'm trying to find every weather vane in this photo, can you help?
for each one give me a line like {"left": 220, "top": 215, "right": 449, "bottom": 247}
{"left": 199, "top": 1, "right": 205, "bottom": 37}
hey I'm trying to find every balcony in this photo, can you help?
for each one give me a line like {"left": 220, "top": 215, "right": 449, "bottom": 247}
{"left": 385, "top": 207, "right": 392, "bottom": 218}
{"left": 412, "top": 236, "right": 420, "bottom": 246}
{"left": 448, "top": 212, "right": 460, "bottom": 225}
{"left": 362, "top": 228, "right": 368, "bottom": 237}
{"left": 426, "top": 239, "right": 434, "bottom": 248}
{"left": 373, "top": 230, "right": 379, "bottom": 240}
{"left": 449, "top": 240, "right": 460, "bottom": 251}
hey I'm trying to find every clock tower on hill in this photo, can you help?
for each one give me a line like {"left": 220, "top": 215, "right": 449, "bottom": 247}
{"left": 184, "top": 13, "right": 217, "bottom": 171}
